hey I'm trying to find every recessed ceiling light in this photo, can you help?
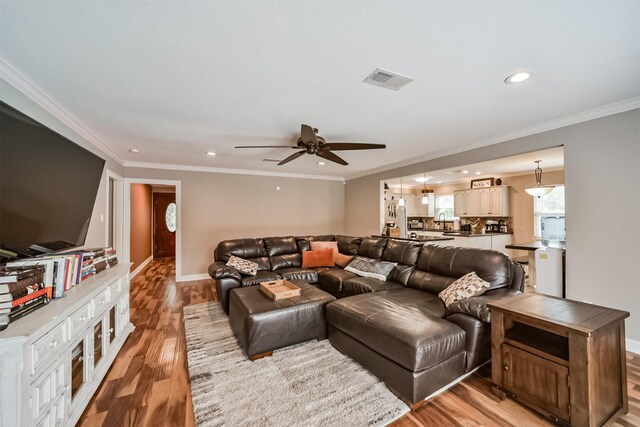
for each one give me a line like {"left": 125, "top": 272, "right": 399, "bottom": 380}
{"left": 437, "top": 181, "right": 443, "bottom": 184}
{"left": 462, "top": 170, "right": 469, "bottom": 174}
{"left": 129, "top": 148, "right": 140, "bottom": 153}
{"left": 475, "top": 171, "right": 481, "bottom": 175}
{"left": 504, "top": 71, "right": 531, "bottom": 84}
{"left": 206, "top": 151, "right": 217, "bottom": 156}
{"left": 414, "top": 177, "right": 430, "bottom": 183}
{"left": 317, "top": 161, "right": 325, "bottom": 165}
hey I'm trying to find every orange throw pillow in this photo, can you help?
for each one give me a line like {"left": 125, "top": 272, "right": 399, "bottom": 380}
{"left": 302, "top": 249, "right": 335, "bottom": 268}
{"left": 334, "top": 252, "right": 354, "bottom": 268}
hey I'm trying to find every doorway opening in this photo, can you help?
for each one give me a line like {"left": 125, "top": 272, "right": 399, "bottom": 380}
{"left": 124, "top": 179, "right": 181, "bottom": 279}
{"left": 152, "top": 185, "right": 176, "bottom": 259}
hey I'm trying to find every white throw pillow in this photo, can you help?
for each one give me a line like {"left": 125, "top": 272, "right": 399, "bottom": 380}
{"left": 438, "top": 271, "right": 490, "bottom": 308}
{"left": 226, "top": 255, "right": 258, "bottom": 276}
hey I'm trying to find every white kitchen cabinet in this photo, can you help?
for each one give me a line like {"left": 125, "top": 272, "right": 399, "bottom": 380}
{"left": 414, "top": 194, "right": 435, "bottom": 217}
{"left": 0, "top": 264, "right": 133, "bottom": 427}
{"left": 454, "top": 190, "right": 479, "bottom": 217}
{"left": 478, "top": 187, "right": 509, "bottom": 216}
{"left": 478, "top": 189, "right": 491, "bottom": 215}
{"left": 454, "top": 191, "right": 467, "bottom": 217}
{"left": 455, "top": 187, "right": 509, "bottom": 217}
{"left": 404, "top": 195, "right": 416, "bottom": 217}
{"left": 406, "top": 194, "right": 435, "bottom": 217}
{"left": 489, "top": 187, "right": 509, "bottom": 216}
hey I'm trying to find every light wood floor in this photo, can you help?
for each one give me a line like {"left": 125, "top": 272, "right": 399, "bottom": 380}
{"left": 78, "top": 258, "right": 640, "bottom": 426}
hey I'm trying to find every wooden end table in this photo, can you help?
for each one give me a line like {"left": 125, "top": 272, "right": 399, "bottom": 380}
{"left": 488, "top": 293, "right": 629, "bottom": 426}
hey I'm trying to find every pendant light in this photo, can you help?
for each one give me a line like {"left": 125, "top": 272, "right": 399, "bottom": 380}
{"left": 525, "top": 161, "right": 554, "bottom": 197}
{"left": 398, "top": 178, "right": 405, "bottom": 206}
{"left": 421, "top": 174, "right": 429, "bottom": 205}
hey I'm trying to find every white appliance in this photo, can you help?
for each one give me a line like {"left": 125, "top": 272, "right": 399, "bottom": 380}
{"left": 534, "top": 248, "right": 564, "bottom": 297}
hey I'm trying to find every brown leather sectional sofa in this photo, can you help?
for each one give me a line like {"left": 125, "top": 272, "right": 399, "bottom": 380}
{"left": 208, "top": 235, "right": 524, "bottom": 406}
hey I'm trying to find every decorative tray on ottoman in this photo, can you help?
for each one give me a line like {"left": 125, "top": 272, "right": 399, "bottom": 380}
{"left": 259, "top": 280, "right": 301, "bottom": 300}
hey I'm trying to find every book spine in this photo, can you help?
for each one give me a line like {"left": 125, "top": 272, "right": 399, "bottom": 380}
{"left": 8, "top": 294, "right": 49, "bottom": 321}
{"left": 9, "top": 284, "right": 41, "bottom": 300}
{"left": 0, "top": 273, "right": 45, "bottom": 293}
{"left": 11, "top": 287, "right": 49, "bottom": 308}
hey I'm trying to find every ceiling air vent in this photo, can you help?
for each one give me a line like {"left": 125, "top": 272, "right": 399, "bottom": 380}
{"left": 263, "top": 158, "right": 282, "bottom": 163}
{"left": 363, "top": 68, "right": 413, "bottom": 91}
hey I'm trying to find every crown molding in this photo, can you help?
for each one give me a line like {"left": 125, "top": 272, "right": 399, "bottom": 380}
{"left": 123, "top": 161, "right": 346, "bottom": 181}
{"left": 345, "top": 96, "right": 640, "bottom": 180}
{"left": 0, "top": 57, "right": 125, "bottom": 165}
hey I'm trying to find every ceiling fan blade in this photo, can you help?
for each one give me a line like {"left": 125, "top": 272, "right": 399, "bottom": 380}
{"left": 278, "top": 150, "right": 306, "bottom": 165}
{"left": 317, "top": 150, "right": 348, "bottom": 166}
{"left": 323, "top": 142, "right": 386, "bottom": 151}
{"left": 235, "top": 145, "right": 298, "bottom": 149}
{"left": 300, "top": 124, "right": 318, "bottom": 144}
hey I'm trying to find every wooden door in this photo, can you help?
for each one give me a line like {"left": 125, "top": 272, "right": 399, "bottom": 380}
{"left": 502, "top": 344, "right": 570, "bottom": 422}
{"left": 153, "top": 193, "right": 176, "bottom": 258}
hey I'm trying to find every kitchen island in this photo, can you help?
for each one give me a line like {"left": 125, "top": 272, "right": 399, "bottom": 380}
{"left": 411, "top": 230, "right": 513, "bottom": 253}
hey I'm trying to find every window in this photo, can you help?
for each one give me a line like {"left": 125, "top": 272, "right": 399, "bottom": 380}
{"left": 435, "top": 195, "right": 457, "bottom": 220}
{"left": 165, "top": 202, "right": 177, "bottom": 233}
{"left": 533, "top": 185, "right": 565, "bottom": 238}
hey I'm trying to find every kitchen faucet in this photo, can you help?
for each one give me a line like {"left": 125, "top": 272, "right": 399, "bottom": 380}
{"left": 438, "top": 213, "right": 446, "bottom": 230}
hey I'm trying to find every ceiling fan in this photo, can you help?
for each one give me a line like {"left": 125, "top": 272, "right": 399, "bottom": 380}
{"left": 235, "top": 124, "right": 386, "bottom": 166}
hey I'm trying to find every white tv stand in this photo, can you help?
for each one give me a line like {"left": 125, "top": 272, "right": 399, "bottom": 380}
{"left": 0, "top": 264, "right": 133, "bottom": 427}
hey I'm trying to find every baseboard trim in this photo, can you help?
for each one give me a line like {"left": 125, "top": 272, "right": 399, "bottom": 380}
{"left": 627, "top": 338, "right": 640, "bottom": 355}
{"left": 130, "top": 256, "right": 153, "bottom": 278}
{"left": 176, "top": 273, "right": 211, "bottom": 282}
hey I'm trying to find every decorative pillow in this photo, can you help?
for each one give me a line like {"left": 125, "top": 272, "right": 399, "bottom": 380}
{"left": 302, "top": 249, "right": 335, "bottom": 268}
{"left": 334, "top": 252, "right": 354, "bottom": 268}
{"left": 344, "top": 256, "right": 397, "bottom": 281}
{"left": 310, "top": 241, "right": 339, "bottom": 253}
{"left": 438, "top": 271, "right": 490, "bottom": 308}
{"left": 226, "top": 255, "right": 259, "bottom": 276}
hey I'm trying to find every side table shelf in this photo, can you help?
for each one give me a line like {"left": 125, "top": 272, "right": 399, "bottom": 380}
{"left": 489, "top": 293, "right": 629, "bottom": 426}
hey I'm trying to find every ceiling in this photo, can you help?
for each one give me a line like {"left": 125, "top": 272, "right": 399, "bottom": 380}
{"left": 1, "top": 1, "right": 638, "bottom": 179}
{"left": 385, "top": 146, "right": 564, "bottom": 190}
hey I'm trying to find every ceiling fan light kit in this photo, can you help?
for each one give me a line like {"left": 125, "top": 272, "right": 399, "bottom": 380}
{"left": 525, "top": 160, "right": 554, "bottom": 197}
{"left": 235, "top": 124, "right": 386, "bottom": 166}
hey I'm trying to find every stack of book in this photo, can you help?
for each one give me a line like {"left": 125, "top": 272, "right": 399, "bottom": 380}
{"left": 0, "top": 266, "right": 52, "bottom": 330}
{"left": 80, "top": 251, "right": 97, "bottom": 282}
{"left": 105, "top": 247, "right": 118, "bottom": 268}
{"left": 90, "top": 248, "right": 108, "bottom": 274}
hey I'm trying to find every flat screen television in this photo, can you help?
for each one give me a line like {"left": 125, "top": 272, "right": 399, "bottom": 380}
{"left": 0, "top": 100, "right": 105, "bottom": 258}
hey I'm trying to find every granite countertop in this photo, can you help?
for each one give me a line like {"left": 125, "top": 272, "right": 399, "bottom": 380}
{"left": 442, "top": 231, "right": 513, "bottom": 237}
{"left": 505, "top": 241, "right": 566, "bottom": 251}
{"left": 412, "top": 229, "right": 512, "bottom": 236}
{"left": 372, "top": 235, "right": 455, "bottom": 242}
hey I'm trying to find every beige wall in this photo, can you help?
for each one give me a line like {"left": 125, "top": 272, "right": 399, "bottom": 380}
{"left": 124, "top": 167, "right": 346, "bottom": 277}
{"left": 346, "top": 109, "right": 640, "bottom": 343}
{"left": 129, "top": 184, "right": 152, "bottom": 271}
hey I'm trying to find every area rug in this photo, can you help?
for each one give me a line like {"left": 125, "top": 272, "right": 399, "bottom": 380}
{"left": 183, "top": 302, "right": 409, "bottom": 427}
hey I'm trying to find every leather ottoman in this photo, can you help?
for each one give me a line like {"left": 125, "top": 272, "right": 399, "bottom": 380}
{"left": 229, "top": 282, "right": 336, "bottom": 360}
